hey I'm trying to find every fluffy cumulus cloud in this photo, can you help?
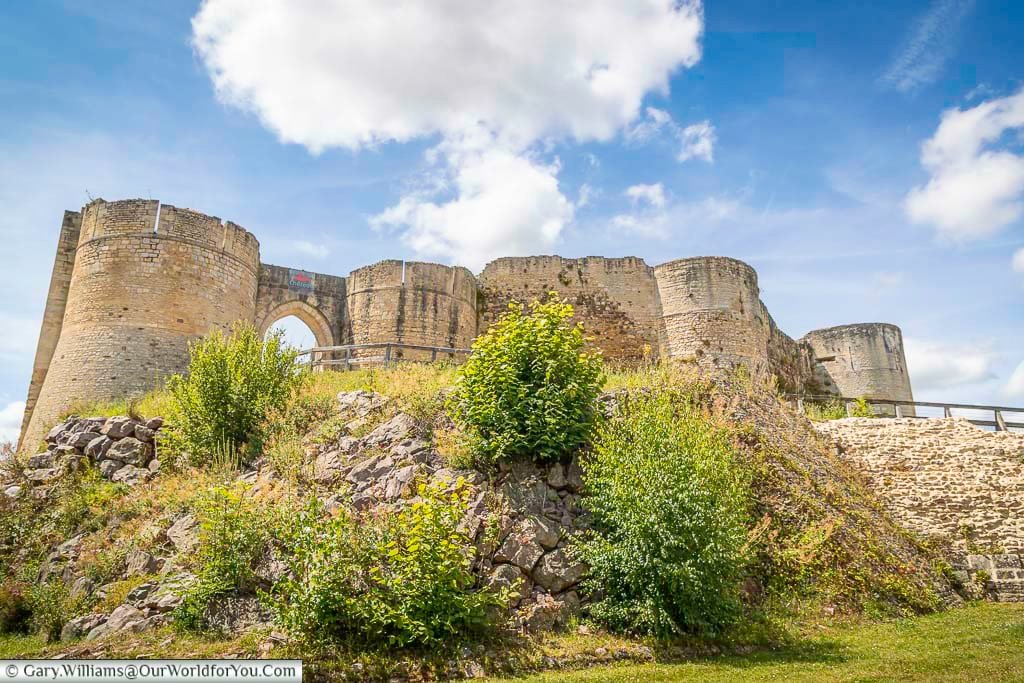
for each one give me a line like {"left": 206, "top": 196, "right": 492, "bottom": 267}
{"left": 905, "top": 90, "right": 1024, "bottom": 240}
{"left": 192, "top": 0, "right": 704, "bottom": 267}
{"left": 0, "top": 401, "right": 25, "bottom": 447}
{"left": 371, "top": 144, "right": 575, "bottom": 270}
{"left": 903, "top": 337, "right": 999, "bottom": 393}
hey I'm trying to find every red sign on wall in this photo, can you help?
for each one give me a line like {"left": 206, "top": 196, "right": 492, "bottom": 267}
{"left": 288, "top": 269, "right": 314, "bottom": 292}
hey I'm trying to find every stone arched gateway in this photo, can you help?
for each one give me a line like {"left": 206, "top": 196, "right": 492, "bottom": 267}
{"left": 257, "top": 300, "right": 336, "bottom": 349}
{"left": 253, "top": 264, "right": 347, "bottom": 353}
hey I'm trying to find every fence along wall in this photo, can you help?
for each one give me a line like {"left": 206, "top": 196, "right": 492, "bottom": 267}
{"left": 19, "top": 198, "right": 917, "bottom": 449}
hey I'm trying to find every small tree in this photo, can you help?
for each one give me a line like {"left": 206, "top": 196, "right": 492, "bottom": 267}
{"left": 448, "top": 294, "right": 603, "bottom": 464}
{"left": 168, "top": 322, "right": 300, "bottom": 463}
{"left": 575, "top": 390, "right": 751, "bottom": 638}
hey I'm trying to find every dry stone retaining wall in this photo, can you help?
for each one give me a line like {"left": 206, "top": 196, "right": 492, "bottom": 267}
{"left": 816, "top": 417, "right": 1024, "bottom": 600}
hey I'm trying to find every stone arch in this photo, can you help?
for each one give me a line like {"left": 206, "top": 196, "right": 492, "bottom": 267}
{"left": 258, "top": 300, "right": 335, "bottom": 349}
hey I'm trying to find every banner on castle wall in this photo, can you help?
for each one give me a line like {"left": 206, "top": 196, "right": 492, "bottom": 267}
{"left": 288, "top": 269, "right": 314, "bottom": 292}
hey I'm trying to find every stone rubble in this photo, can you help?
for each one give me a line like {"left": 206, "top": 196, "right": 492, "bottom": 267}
{"left": 23, "top": 415, "right": 164, "bottom": 488}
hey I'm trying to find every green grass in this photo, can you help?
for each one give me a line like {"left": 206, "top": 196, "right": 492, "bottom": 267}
{"left": 496, "top": 603, "right": 1024, "bottom": 682}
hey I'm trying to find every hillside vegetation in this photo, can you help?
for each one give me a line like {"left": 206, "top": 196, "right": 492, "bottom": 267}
{"left": 0, "top": 299, "right": 964, "bottom": 679}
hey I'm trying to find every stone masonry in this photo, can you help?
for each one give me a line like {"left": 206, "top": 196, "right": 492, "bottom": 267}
{"left": 817, "top": 417, "right": 1024, "bottom": 601}
{"left": 19, "top": 197, "right": 914, "bottom": 449}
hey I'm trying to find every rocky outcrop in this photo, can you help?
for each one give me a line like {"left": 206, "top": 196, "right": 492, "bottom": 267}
{"left": 22, "top": 415, "right": 164, "bottom": 489}
{"left": 310, "top": 391, "right": 591, "bottom": 631}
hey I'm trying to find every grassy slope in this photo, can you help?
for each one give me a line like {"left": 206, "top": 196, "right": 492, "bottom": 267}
{"left": 497, "top": 603, "right": 1024, "bottom": 682}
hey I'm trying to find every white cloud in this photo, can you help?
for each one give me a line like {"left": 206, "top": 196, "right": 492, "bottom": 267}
{"left": 293, "top": 240, "right": 329, "bottom": 259}
{"left": 904, "top": 337, "right": 999, "bottom": 393}
{"left": 1005, "top": 361, "right": 1024, "bottom": 398}
{"left": 1013, "top": 247, "right": 1024, "bottom": 273}
{"left": 192, "top": 0, "right": 703, "bottom": 152}
{"left": 0, "top": 401, "right": 25, "bottom": 447}
{"left": 905, "top": 89, "right": 1024, "bottom": 240}
{"left": 879, "top": 0, "right": 975, "bottom": 93}
{"left": 677, "top": 120, "right": 716, "bottom": 162}
{"left": 191, "top": 0, "right": 704, "bottom": 267}
{"left": 625, "top": 183, "right": 667, "bottom": 209}
{"left": 625, "top": 108, "right": 715, "bottom": 163}
{"left": 370, "top": 143, "right": 575, "bottom": 271}
{"left": 0, "top": 314, "right": 39, "bottom": 362}
{"left": 872, "top": 271, "right": 906, "bottom": 288}
{"left": 611, "top": 182, "right": 670, "bottom": 238}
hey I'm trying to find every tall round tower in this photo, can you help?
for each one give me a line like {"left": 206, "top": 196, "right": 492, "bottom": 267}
{"left": 801, "top": 323, "right": 914, "bottom": 403}
{"left": 21, "top": 199, "right": 260, "bottom": 449}
{"left": 344, "top": 260, "right": 478, "bottom": 360}
{"left": 653, "top": 256, "right": 770, "bottom": 374}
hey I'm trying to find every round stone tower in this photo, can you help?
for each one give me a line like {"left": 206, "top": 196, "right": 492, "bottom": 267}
{"left": 344, "top": 260, "right": 478, "bottom": 360}
{"left": 21, "top": 198, "right": 260, "bottom": 449}
{"left": 653, "top": 256, "right": 769, "bottom": 374}
{"left": 801, "top": 323, "right": 914, "bottom": 403}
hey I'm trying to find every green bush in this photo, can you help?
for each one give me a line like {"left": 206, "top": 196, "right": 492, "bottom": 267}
{"left": 575, "top": 390, "right": 751, "bottom": 638}
{"left": 175, "top": 485, "right": 276, "bottom": 632}
{"left": 270, "top": 481, "right": 507, "bottom": 649}
{"left": 28, "top": 579, "right": 85, "bottom": 642}
{"left": 448, "top": 294, "right": 603, "bottom": 464}
{"left": 167, "top": 322, "right": 300, "bottom": 464}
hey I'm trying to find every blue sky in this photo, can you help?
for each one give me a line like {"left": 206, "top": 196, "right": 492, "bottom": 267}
{"left": 1, "top": 0, "right": 1023, "bottom": 442}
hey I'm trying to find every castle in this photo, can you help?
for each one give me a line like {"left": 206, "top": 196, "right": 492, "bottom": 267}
{"left": 18, "top": 198, "right": 915, "bottom": 448}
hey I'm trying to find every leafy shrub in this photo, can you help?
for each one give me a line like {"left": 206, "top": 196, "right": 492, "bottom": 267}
{"left": 575, "top": 390, "right": 751, "bottom": 638}
{"left": 271, "top": 481, "right": 506, "bottom": 649}
{"left": 448, "top": 294, "right": 603, "bottom": 464}
{"left": 28, "top": 579, "right": 85, "bottom": 642}
{"left": 175, "top": 485, "right": 277, "bottom": 632}
{"left": 167, "top": 322, "right": 300, "bottom": 464}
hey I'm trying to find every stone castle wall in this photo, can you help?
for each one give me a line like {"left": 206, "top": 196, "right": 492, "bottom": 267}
{"left": 346, "top": 260, "right": 478, "bottom": 360}
{"left": 18, "top": 199, "right": 917, "bottom": 447}
{"left": 802, "top": 323, "right": 914, "bottom": 404}
{"left": 478, "top": 256, "right": 664, "bottom": 364}
{"left": 21, "top": 199, "right": 261, "bottom": 450}
{"left": 653, "top": 257, "right": 768, "bottom": 373}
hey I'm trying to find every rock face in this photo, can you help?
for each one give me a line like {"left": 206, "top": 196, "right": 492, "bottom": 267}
{"left": 22, "top": 415, "right": 164, "bottom": 488}
{"left": 818, "top": 417, "right": 1024, "bottom": 602}
{"left": 302, "top": 392, "right": 592, "bottom": 631}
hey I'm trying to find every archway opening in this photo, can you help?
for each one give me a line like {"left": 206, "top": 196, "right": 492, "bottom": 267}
{"left": 265, "top": 315, "right": 317, "bottom": 362}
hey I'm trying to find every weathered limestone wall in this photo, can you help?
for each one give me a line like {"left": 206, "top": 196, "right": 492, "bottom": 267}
{"left": 817, "top": 417, "right": 1024, "bottom": 600}
{"left": 802, "top": 323, "right": 914, "bottom": 403}
{"left": 817, "top": 418, "right": 1024, "bottom": 552}
{"left": 478, "top": 256, "right": 664, "bottom": 364}
{"left": 19, "top": 197, "right": 920, "bottom": 448}
{"left": 255, "top": 264, "right": 347, "bottom": 348}
{"left": 20, "top": 199, "right": 260, "bottom": 450}
{"left": 21, "top": 211, "right": 82, "bottom": 439}
{"left": 345, "top": 260, "right": 478, "bottom": 360}
{"left": 765, "top": 310, "right": 819, "bottom": 394}
{"left": 653, "top": 257, "right": 769, "bottom": 374}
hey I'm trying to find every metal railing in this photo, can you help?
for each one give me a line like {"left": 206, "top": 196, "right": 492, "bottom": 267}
{"left": 790, "top": 395, "right": 1024, "bottom": 432}
{"left": 296, "top": 342, "right": 472, "bottom": 371}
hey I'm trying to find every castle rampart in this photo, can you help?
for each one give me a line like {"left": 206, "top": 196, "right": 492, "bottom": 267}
{"left": 479, "top": 256, "right": 664, "bottom": 363}
{"left": 18, "top": 199, "right": 916, "bottom": 449}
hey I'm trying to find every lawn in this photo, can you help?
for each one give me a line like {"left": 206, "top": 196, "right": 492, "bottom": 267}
{"left": 496, "top": 603, "right": 1024, "bottom": 682}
